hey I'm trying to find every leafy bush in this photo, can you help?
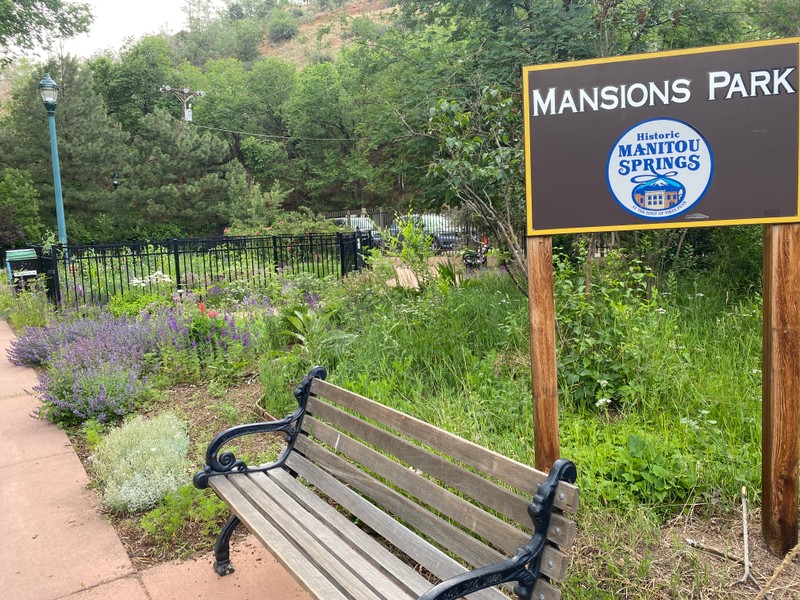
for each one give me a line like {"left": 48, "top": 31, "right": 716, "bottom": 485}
{"left": 92, "top": 413, "right": 190, "bottom": 513}
{"left": 107, "top": 291, "right": 172, "bottom": 317}
{"left": 554, "top": 251, "right": 656, "bottom": 410}
{"left": 282, "top": 306, "right": 354, "bottom": 368}
{"left": 267, "top": 10, "right": 299, "bottom": 42}
{"left": 382, "top": 212, "right": 435, "bottom": 288}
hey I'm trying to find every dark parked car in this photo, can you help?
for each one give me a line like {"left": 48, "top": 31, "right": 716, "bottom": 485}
{"left": 388, "top": 214, "right": 463, "bottom": 253}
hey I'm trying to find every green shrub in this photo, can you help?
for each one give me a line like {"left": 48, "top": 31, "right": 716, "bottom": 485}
{"left": 107, "top": 291, "right": 172, "bottom": 317}
{"left": 382, "top": 212, "right": 435, "bottom": 288}
{"left": 554, "top": 251, "right": 656, "bottom": 410}
{"left": 92, "top": 413, "right": 190, "bottom": 513}
{"left": 267, "top": 10, "right": 299, "bottom": 42}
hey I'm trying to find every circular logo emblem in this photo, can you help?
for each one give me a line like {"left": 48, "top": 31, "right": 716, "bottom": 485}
{"left": 606, "top": 118, "right": 714, "bottom": 220}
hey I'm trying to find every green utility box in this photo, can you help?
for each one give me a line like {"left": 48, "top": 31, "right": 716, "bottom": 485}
{"left": 5, "top": 248, "right": 39, "bottom": 286}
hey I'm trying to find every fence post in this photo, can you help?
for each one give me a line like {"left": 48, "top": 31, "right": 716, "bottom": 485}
{"left": 338, "top": 233, "right": 346, "bottom": 278}
{"left": 356, "top": 232, "right": 364, "bottom": 270}
{"left": 34, "top": 245, "right": 56, "bottom": 305}
{"left": 46, "top": 245, "right": 61, "bottom": 306}
{"left": 272, "top": 236, "right": 280, "bottom": 273}
{"left": 171, "top": 239, "right": 182, "bottom": 294}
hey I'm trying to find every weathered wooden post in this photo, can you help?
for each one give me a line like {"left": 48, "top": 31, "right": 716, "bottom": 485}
{"left": 527, "top": 235, "right": 560, "bottom": 470}
{"left": 762, "top": 223, "right": 800, "bottom": 554}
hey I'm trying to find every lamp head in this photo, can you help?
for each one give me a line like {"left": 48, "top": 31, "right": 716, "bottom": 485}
{"left": 39, "top": 73, "right": 59, "bottom": 113}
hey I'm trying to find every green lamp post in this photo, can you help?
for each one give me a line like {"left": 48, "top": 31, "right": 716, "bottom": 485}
{"left": 39, "top": 73, "right": 67, "bottom": 247}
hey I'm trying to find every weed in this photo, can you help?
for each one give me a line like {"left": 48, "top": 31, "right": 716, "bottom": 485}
{"left": 81, "top": 418, "right": 108, "bottom": 451}
{"left": 6, "top": 276, "right": 53, "bottom": 329}
{"left": 139, "top": 485, "right": 228, "bottom": 555}
{"left": 211, "top": 401, "right": 241, "bottom": 425}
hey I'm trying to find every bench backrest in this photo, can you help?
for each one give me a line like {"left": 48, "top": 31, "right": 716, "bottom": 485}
{"left": 287, "top": 377, "right": 579, "bottom": 600}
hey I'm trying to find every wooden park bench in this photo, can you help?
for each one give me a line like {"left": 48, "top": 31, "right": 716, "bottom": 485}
{"left": 194, "top": 367, "right": 579, "bottom": 600}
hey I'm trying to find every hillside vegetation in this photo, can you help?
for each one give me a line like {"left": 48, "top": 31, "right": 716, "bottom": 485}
{"left": 260, "top": 0, "right": 392, "bottom": 67}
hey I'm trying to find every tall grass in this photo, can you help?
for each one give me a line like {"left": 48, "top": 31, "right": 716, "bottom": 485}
{"left": 322, "top": 265, "right": 762, "bottom": 518}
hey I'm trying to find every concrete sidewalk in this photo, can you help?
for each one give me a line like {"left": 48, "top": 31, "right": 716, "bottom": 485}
{"left": 0, "top": 319, "right": 310, "bottom": 600}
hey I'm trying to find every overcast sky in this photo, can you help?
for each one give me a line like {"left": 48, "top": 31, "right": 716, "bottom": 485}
{"left": 59, "top": 0, "right": 192, "bottom": 57}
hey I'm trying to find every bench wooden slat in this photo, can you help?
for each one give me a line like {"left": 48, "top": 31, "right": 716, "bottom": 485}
{"left": 296, "top": 422, "right": 573, "bottom": 585}
{"left": 547, "top": 513, "right": 578, "bottom": 549}
{"left": 533, "top": 578, "right": 563, "bottom": 600}
{"left": 267, "top": 469, "right": 434, "bottom": 598}
{"left": 210, "top": 476, "right": 351, "bottom": 600}
{"left": 306, "top": 396, "right": 537, "bottom": 528}
{"left": 301, "top": 415, "right": 530, "bottom": 555}
{"left": 310, "top": 378, "right": 579, "bottom": 514}
{"left": 229, "top": 472, "right": 414, "bottom": 600}
{"left": 285, "top": 452, "right": 508, "bottom": 600}
{"left": 293, "top": 437, "right": 507, "bottom": 572}
{"left": 241, "top": 472, "right": 419, "bottom": 600}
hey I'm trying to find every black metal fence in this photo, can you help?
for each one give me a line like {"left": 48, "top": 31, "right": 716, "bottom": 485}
{"left": 4, "top": 232, "right": 372, "bottom": 307}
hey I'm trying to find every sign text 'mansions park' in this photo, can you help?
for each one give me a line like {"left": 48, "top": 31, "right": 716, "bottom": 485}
{"left": 523, "top": 39, "right": 800, "bottom": 236}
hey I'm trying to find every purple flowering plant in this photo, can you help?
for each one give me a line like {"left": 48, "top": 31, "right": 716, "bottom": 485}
{"left": 35, "top": 358, "right": 149, "bottom": 425}
{"left": 14, "top": 288, "right": 268, "bottom": 426}
{"left": 11, "top": 311, "right": 168, "bottom": 425}
{"left": 8, "top": 312, "right": 162, "bottom": 368}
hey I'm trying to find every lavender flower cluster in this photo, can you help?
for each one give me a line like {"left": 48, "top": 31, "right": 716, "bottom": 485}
{"left": 8, "top": 312, "right": 162, "bottom": 368}
{"left": 11, "top": 312, "right": 167, "bottom": 425}
{"left": 35, "top": 360, "right": 147, "bottom": 424}
{"left": 15, "top": 303, "right": 263, "bottom": 426}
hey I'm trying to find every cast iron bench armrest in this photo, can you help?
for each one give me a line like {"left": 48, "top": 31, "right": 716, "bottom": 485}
{"left": 193, "top": 366, "right": 326, "bottom": 489}
{"left": 419, "top": 459, "right": 578, "bottom": 600}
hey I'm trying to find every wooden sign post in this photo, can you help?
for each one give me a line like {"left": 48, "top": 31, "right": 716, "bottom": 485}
{"left": 527, "top": 236, "right": 560, "bottom": 471}
{"left": 762, "top": 223, "right": 800, "bottom": 555}
{"left": 523, "top": 39, "right": 800, "bottom": 553}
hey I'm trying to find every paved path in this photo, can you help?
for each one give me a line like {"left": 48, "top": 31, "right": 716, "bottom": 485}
{"left": 0, "top": 319, "right": 310, "bottom": 600}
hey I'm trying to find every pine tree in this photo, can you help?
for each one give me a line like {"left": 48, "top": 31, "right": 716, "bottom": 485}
{"left": 125, "top": 109, "right": 233, "bottom": 237}
{"left": 0, "top": 56, "right": 129, "bottom": 242}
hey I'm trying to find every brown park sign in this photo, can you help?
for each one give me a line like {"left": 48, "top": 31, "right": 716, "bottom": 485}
{"left": 523, "top": 39, "right": 800, "bottom": 236}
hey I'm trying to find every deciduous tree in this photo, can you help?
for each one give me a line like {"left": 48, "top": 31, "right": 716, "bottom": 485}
{"left": 0, "top": 0, "right": 92, "bottom": 64}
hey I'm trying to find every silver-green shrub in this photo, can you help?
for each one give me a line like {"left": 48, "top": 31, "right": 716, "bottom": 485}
{"left": 92, "top": 412, "right": 190, "bottom": 513}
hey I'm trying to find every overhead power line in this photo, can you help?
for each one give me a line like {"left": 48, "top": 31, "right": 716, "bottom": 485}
{"left": 191, "top": 122, "right": 352, "bottom": 142}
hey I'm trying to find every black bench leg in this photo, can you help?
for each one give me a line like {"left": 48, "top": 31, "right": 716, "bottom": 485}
{"left": 213, "top": 515, "right": 240, "bottom": 576}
